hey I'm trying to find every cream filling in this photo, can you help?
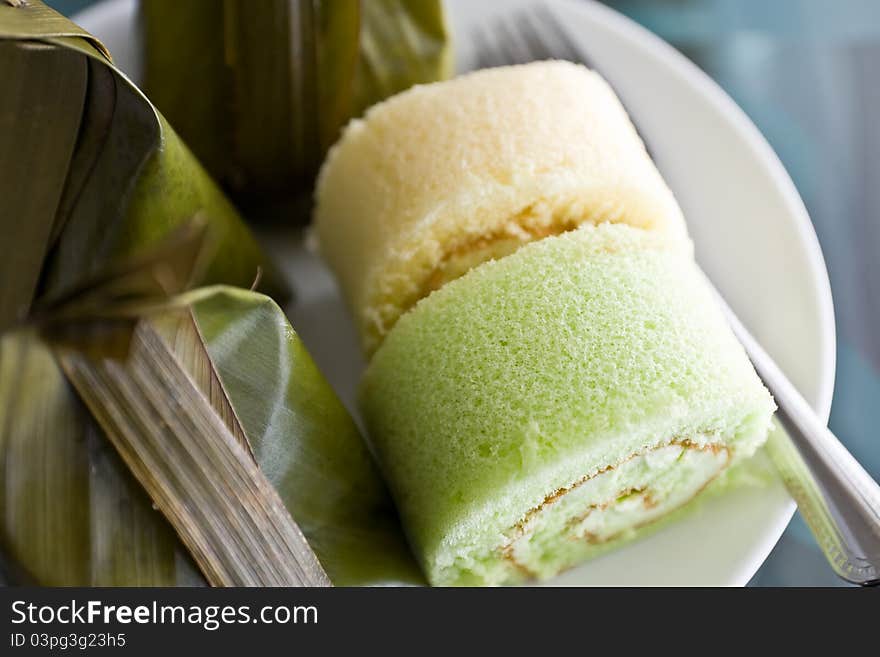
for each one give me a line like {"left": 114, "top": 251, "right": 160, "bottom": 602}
{"left": 422, "top": 224, "right": 567, "bottom": 296}
{"left": 370, "top": 197, "right": 672, "bottom": 355}
{"left": 410, "top": 197, "right": 623, "bottom": 323}
{"left": 501, "top": 441, "right": 730, "bottom": 580}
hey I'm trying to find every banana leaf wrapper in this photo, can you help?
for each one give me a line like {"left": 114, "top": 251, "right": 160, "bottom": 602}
{"left": 0, "top": 0, "right": 285, "bottom": 333}
{"left": 0, "top": 285, "right": 422, "bottom": 586}
{"left": 140, "top": 0, "right": 453, "bottom": 220}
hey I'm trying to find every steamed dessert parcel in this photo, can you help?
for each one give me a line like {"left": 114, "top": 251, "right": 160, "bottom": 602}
{"left": 314, "top": 61, "right": 775, "bottom": 585}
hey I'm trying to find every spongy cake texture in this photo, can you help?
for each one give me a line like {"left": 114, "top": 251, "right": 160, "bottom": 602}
{"left": 315, "top": 61, "right": 690, "bottom": 354}
{"left": 360, "top": 224, "right": 775, "bottom": 585}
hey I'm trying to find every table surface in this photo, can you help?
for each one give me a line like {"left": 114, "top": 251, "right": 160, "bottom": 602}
{"left": 46, "top": 0, "right": 879, "bottom": 587}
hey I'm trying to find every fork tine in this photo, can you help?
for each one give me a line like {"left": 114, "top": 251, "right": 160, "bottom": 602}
{"left": 471, "top": 26, "right": 500, "bottom": 69}
{"left": 530, "top": 5, "right": 596, "bottom": 67}
{"left": 512, "top": 12, "right": 557, "bottom": 61}
{"left": 472, "top": 7, "right": 597, "bottom": 70}
{"left": 471, "top": 20, "right": 530, "bottom": 69}
{"left": 497, "top": 18, "right": 533, "bottom": 65}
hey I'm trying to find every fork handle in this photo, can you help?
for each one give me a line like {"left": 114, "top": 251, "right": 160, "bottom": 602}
{"left": 719, "top": 291, "right": 880, "bottom": 585}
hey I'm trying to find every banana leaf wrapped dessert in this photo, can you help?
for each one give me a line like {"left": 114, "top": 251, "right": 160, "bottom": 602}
{"left": 140, "top": 0, "right": 453, "bottom": 220}
{"left": 316, "top": 62, "right": 776, "bottom": 584}
{"left": 1, "top": 283, "right": 421, "bottom": 586}
{"left": 0, "top": 1, "right": 420, "bottom": 587}
{"left": 0, "top": 0, "right": 284, "bottom": 331}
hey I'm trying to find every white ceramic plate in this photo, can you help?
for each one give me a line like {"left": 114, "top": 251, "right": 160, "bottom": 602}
{"left": 75, "top": 0, "right": 836, "bottom": 586}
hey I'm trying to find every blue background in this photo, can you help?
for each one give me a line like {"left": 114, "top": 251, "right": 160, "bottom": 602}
{"left": 47, "top": 0, "right": 879, "bottom": 586}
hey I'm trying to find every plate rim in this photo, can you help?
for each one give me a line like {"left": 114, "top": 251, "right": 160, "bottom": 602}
{"left": 564, "top": 0, "right": 836, "bottom": 418}
{"left": 552, "top": 0, "right": 837, "bottom": 584}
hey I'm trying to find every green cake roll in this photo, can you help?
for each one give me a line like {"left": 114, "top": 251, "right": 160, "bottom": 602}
{"left": 360, "top": 224, "right": 775, "bottom": 585}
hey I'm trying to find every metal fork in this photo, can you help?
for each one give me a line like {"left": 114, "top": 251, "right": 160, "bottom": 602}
{"left": 473, "top": 7, "right": 880, "bottom": 586}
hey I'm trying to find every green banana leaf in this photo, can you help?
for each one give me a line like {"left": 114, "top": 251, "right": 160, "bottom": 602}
{"left": 0, "top": 0, "right": 285, "bottom": 332}
{"left": 1, "top": 282, "right": 423, "bottom": 585}
{"left": 0, "top": 329, "right": 204, "bottom": 586}
{"left": 58, "top": 309, "right": 333, "bottom": 587}
{"left": 185, "top": 287, "right": 422, "bottom": 585}
{"left": 0, "top": 0, "right": 422, "bottom": 587}
{"left": 353, "top": 0, "right": 453, "bottom": 116}
{"left": 140, "top": 0, "right": 452, "bottom": 220}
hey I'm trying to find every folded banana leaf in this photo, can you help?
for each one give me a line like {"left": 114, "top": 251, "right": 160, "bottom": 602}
{"left": 140, "top": 0, "right": 453, "bottom": 220}
{"left": 0, "top": 328, "right": 204, "bottom": 586}
{"left": 0, "top": 1, "right": 420, "bottom": 587}
{"left": 0, "top": 0, "right": 285, "bottom": 332}
{"left": 184, "top": 288, "right": 422, "bottom": 585}
{"left": 353, "top": 0, "right": 452, "bottom": 116}
{"left": 1, "top": 283, "right": 423, "bottom": 586}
